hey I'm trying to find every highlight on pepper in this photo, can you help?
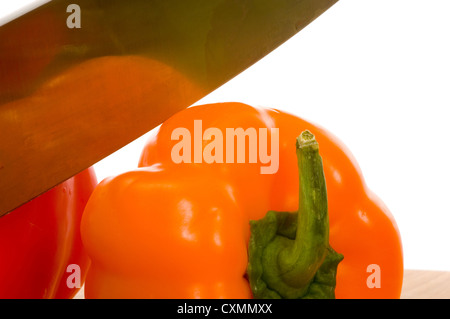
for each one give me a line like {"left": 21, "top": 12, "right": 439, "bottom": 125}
{"left": 79, "top": 102, "right": 403, "bottom": 299}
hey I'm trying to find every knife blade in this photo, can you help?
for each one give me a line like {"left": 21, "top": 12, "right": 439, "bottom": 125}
{"left": 0, "top": 0, "right": 338, "bottom": 216}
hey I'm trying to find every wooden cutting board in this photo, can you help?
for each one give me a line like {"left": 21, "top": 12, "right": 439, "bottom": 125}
{"left": 400, "top": 269, "right": 450, "bottom": 299}
{"left": 73, "top": 269, "right": 450, "bottom": 299}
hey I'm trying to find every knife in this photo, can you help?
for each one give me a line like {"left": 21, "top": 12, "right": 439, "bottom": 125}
{"left": 0, "top": 0, "right": 338, "bottom": 216}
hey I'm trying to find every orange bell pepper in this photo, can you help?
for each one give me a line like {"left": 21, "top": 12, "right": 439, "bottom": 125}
{"left": 81, "top": 102, "right": 403, "bottom": 298}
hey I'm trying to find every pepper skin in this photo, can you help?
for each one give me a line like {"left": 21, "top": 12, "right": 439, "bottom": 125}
{"left": 0, "top": 168, "right": 97, "bottom": 299}
{"left": 81, "top": 102, "right": 403, "bottom": 298}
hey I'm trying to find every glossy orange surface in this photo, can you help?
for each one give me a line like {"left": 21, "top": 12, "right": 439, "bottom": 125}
{"left": 82, "top": 102, "right": 403, "bottom": 298}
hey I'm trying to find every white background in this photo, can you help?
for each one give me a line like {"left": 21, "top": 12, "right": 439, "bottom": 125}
{"left": 2, "top": 1, "right": 450, "bottom": 272}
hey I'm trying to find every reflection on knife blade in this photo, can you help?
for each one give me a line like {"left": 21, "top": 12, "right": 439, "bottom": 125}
{"left": 0, "top": 0, "right": 338, "bottom": 216}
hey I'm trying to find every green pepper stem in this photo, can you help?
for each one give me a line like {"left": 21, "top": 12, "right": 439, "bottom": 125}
{"left": 247, "top": 130, "right": 342, "bottom": 299}
{"left": 277, "top": 130, "right": 329, "bottom": 288}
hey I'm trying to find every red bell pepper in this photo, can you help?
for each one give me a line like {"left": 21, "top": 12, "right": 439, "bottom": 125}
{"left": 0, "top": 168, "right": 97, "bottom": 299}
